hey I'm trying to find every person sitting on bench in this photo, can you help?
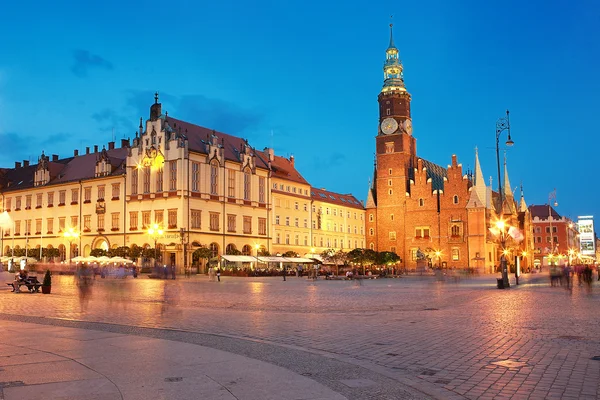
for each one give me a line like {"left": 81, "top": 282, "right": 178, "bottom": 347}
{"left": 13, "top": 270, "right": 29, "bottom": 292}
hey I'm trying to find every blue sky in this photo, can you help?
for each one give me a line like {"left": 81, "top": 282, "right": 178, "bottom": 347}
{"left": 1, "top": 0, "right": 599, "bottom": 223}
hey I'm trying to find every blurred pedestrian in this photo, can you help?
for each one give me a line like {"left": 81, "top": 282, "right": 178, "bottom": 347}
{"left": 282, "top": 266, "right": 286, "bottom": 281}
{"left": 217, "top": 268, "right": 221, "bottom": 282}
{"left": 170, "top": 264, "right": 176, "bottom": 280}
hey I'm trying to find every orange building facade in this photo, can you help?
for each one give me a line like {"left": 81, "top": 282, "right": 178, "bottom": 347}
{"left": 366, "top": 25, "right": 534, "bottom": 272}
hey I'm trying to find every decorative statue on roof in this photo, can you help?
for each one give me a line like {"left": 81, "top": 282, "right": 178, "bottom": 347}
{"left": 37, "top": 151, "right": 48, "bottom": 171}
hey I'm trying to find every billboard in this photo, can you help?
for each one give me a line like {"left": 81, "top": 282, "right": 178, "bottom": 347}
{"left": 578, "top": 216, "right": 595, "bottom": 256}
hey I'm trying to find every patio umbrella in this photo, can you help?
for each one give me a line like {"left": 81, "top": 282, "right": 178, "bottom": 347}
{"left": 109, "top": 256, "right": 133, "bottom": 264}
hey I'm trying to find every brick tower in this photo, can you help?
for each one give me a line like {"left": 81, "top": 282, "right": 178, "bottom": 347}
{"left": 366, "top": 22, "right": 416, "bottom": 257}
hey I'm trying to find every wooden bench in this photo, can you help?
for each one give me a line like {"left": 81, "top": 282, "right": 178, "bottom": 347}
{"left": 6, "top": 281, "right": 43, "bottom": 293}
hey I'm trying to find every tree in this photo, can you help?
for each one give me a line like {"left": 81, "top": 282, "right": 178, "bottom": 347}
{"left": 226, "top": 248, "right": 242, "bottom": 255}
{"left": 377, "top": 251, "right": 400, "bottom": 265}
{"left": 90, "top": 248, "right": 107, "bottom": 257}
{"left": 129, "top": 244, "right": 142, "bottom": 260}
{"left": 347, "top": 248, "right": 378, "bottom": 275}
{"left": 321, "top": 249, "right": 347, "bottom": 275}
{"left": 258, "top": 248, "right": 271, "bottom": 256}
{"left": 42, "top": 248, "right": 60, "bottom": 259}
{"left": 110, "top": 246, "right": 130, "bottom": 258}
{"left": 193, "top": 247, "right": 213, "bottom": 273}
{"left": 377, "top": 251, "right": 401, "bottom": 274}
{"left": 282, "top": 250, "right": 299, "bottom": 258}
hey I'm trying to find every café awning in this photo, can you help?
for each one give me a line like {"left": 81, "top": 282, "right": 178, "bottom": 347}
{"left": 221, "top": 255, "right": 258, "bottom": 262}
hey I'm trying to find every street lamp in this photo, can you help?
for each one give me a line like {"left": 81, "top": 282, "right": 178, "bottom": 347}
{"left": 63, "top": 227, "right": 79, "bottom": 264}
{"left": 495, "top": 110, "right": 514, "bottom": 287}
{"left": 147, "top": 223, "right": 164, "bottom": 267}
{"left": 548, "top": 190, "right": 558, "bottom": 269}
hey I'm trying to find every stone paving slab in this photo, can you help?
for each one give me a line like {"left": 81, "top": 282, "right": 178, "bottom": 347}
{"left": 1, "top": 271, "right": 600, "bottom": 399}
{"left": 0, "top": 320, "right": 349, "bottom": 400}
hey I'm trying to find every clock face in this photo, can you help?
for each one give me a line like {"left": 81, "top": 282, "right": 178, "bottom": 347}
{"left": 404, "top": 119, "right": 413, "bottom": 135}
{"left": 381, "top": 118, "right": 398, "bottom": 134}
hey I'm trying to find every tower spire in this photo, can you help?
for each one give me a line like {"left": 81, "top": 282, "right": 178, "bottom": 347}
{"left": 388, "top": 15, "right": 395, "bottom": 49}
{"left": 381, "top": 18, "right": 405, "bottom": 93}
{"left": 473, "top": 147, "right": 487, "bottom": 207}
{"left": 503, "top": 151, "right": 513, "bottom": 199}
{"left": 519, "top": 182, "right": 528, "bottom": 212}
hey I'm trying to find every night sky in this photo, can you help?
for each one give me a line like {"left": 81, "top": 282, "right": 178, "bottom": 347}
{"left": 1, "top": 0, "right": 598, "bottom": 224}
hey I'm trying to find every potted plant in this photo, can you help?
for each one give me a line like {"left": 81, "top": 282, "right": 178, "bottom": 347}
{"left": 41, "top": 269, "right": 52, "bottom": 294}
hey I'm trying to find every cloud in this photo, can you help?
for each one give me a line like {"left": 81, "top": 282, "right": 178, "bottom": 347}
{"left": 71, "top": 49, "right": 113, "bottom": 78}
{"left": 124, "top": 90, "right": 264, "bottom": 136}
{"left": 92, "top": 108, "right": 135, "bottom": 137}
{"left": 0, "top": 132, "right": 70, "bottom": 166}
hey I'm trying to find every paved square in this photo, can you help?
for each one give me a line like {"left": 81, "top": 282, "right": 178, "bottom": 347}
{"left": 1, "top": 271, "right": 599, "bottom": 399}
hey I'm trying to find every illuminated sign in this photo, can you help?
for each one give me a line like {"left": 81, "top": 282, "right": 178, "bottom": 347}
{"left": 577, "top": 216, "right": 595, "bottom": 256}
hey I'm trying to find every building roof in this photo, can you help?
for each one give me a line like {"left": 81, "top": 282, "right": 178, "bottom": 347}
{"left": 1, "top": 148, "right": 128, "bottom": 193}
{"left": 529, "top": 204, "right": 562, "bottom": 219}
{"left": 310, "top": 187, "right": 364, "bottom": 210}
{"left": 167, "top": 117, "right": 309, "bottom": 185}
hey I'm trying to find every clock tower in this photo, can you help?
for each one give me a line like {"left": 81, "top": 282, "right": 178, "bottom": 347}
{"left": 367, "top": 22, "right": 417, "bottom": 256}
{"left": 376, "top": 23, "right": 416, "bottom": 156}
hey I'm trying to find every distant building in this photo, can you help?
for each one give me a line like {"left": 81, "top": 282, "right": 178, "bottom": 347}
{"left": 529, "top": 205, "right": 579, "bottom": 266}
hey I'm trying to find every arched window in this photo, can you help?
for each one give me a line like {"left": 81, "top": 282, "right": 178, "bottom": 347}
{"left": 369, "top": 228, "right": 374, "bottom": 236}
{"left": 209, "top": 242, "right": 219, "bottom": 258}
{"left": 453, "top": 195, "right": 459, "bottom": 204}
{"left": 419, "top": 198, "right": 424, "bottom": 207}
{"left": 210, "top": 160, "right": 219, "bottom": 195}
{"left": 226, "top": 243, "right": 237, "bottom": 255}
{"left": 369, "top": 214, "right": 374, "bottom": 222}
{"left": 451, "top": 225, "right": 460, "bottom": 236}
{"left": 369, "top": 243, "right": 375, "bottom": 250}
{"left": 242, "top": 245, "right": 252, "bottom": 255}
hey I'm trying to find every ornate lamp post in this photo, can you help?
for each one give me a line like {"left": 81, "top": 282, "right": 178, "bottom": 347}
{"left": 63, "top": 227, "right": 79, "bottom": 264}
{"left": 147, "top": 223, "right": 164, "bottom": 267}
{"left": 548, "top": 189, "right": 558, "bottom": 269}
{"left": 495, "top": 110, "right": 514, "bottom": 287}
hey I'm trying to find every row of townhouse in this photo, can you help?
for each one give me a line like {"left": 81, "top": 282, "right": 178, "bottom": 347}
{"left": 0, "top": 97, "right": 365, "bottom": 273}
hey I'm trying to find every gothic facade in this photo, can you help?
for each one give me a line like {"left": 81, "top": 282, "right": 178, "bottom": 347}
{"left": 365, "top": 25, "right": 533, "bottom": 272}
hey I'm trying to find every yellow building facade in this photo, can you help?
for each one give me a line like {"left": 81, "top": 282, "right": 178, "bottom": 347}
{"left": 0, "top": 96, "right": 365, "bottom": 272}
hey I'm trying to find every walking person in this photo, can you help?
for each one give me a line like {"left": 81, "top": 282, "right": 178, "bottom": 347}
{"left": 282, "top": 266, "right": 286, "bottom": 281}
{"left": 216, "top": 268, "right": 221, "bottom": 282}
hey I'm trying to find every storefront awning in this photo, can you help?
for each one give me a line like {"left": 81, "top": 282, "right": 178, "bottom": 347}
{"left": 286, "top": 257, "right": 315, "bottom": 263}
{"left": 221, "top": 255, "right": 259, "bottom": 262}
{"left": 257, "top": 256, "right": 287, "bottom": 263}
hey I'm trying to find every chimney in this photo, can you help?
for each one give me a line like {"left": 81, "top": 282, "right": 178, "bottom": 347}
{"left": 290, "top": 154, "right": 295, "bottom": 167}
{"left": 86, "top": 147, "right": 90, "bottom": 155}
{"left": 15, "top": 161, "right": 21, "bottom": 168}
{"left": 108, "top": 141, "right": 115, "bottom": 150}
{"left": 74, "top": 149, "right": 79, "bottom": 157}
{"left": 94, "top": 145, "right": 98, "bottom": 153}
{"left": 264, "top": 147, "right": 274, "bottom": 162}
{"left": 23, "top": 160, "right": 30, "bottom": 167}
{"left": 120, "top": 138, "right": 130, "bottom": 148}
{"left": 52, "top": 154, "right": 59, "bottom": 162}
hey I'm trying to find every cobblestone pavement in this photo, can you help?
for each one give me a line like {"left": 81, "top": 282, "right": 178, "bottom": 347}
{"left": 1, "top": 271, "right": 600, "bottom": 399}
